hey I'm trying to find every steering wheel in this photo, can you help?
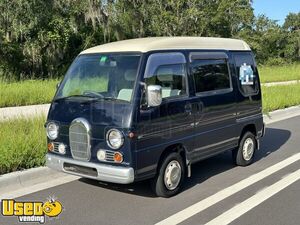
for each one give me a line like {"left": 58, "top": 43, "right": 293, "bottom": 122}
{"left": 83, "top": 91, "right": 104, "bottom": 98}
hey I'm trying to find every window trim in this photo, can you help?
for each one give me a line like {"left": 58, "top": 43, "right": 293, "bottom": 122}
{"left": 143, "top": 52, "right": 189, "bottom": 101}
{"left": 189, "top": 53, "right": 233, "bottom": 97}
{"left": 189, "top": 52, "right": 229, "bottom": 61}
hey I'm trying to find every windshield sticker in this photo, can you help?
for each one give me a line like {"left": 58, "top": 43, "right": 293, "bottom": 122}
{"left": 239, "top": 63, "right": 255, "bottom": 85}
{"left": 100, "top": 56, "right": 108, "bottom": 62}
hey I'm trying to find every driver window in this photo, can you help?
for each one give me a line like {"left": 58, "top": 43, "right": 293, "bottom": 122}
{"left": 144, "top": 52, "right": 187, "bottom": 99}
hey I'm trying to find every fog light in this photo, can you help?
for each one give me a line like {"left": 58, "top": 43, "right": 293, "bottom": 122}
{"left": 113, "top": 152, "right": 123, "bottom": 163}
{"left": 48, "top": 143, "right": 54, "bottom": 152}
{"left": 97, "top": 150, "right": 106, "bottom": 161}
{"left": 58, "top": 143, "right": 66, "bottom": 154}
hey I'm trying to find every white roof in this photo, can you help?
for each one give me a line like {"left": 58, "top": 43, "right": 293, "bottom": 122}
{"left": 80, "top": 37, "right": 251, "bottom": 55}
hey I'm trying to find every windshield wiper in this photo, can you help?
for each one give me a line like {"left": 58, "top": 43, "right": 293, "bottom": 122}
{"left": 54, "top": 94, "right": 98, "bottom": 101}
{"left": 54, "top": 94, "right": 129, "bottom": 103}
{"left": 101, "top": 97, "right": 129, "bottom": 103}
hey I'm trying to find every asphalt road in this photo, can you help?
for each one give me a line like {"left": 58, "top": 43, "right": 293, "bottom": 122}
{"left": 1, "top": 116, "right": 300, "bottom": 225}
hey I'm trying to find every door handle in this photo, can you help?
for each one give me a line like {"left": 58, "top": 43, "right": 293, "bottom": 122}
{"left": 198, "top": 102, "right": 203, "bottom": 113}
{"left": 185, "top": 103, "right": 193, "bottom": 115}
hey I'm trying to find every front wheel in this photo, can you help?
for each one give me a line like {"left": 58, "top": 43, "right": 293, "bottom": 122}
{"left": 233, "top": 131, "right": 257, "bottom": 166}
{"left": 151, "top": 152, "right": 185, "bottom": 198}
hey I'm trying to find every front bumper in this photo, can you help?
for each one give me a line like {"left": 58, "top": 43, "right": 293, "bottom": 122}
{"left": 46, "top": 153, "right": 134, "bottom": 184}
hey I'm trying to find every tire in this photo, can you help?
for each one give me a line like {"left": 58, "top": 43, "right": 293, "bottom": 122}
{"left": 233, "top": 131, "right": 257, "bottom": 166}
{"left": 151, "top": 152, "right": 185, "bottom": 198}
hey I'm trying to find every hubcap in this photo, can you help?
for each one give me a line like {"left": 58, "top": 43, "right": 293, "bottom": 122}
{"left": 242, "top": 137, "right": 254, "bottom": 161}
{"left": 164, "top": 160, "right": 182, "bottom": 190}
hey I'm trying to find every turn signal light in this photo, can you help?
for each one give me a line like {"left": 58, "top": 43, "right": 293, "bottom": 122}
{"left": 113, "top": 152, "right": 123, "bottom": 163}
{"left": 128, "top": 132, "right": 135, "bottom": 139}
{"left": 48, "top": 142, "right": 54, "bottom": 152}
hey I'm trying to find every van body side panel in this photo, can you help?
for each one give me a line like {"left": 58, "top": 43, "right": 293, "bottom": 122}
{"left": 132, "top": 50, "right": 263, "bottom": 181}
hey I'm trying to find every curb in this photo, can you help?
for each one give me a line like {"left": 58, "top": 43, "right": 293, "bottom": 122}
{"left": 263, "top": 105, "right": 300, "bottom": 124}
{"left": 0, "top": 104, "right": 50, "bottom": 121}
{"left": 1, "top": 105, "right": 300, "bottom": 196}
{"left": 0, "top": 167, "right": 76, "bottom": 195}
{"left": 262, "top": 80, "right": 300, "bottom": 87}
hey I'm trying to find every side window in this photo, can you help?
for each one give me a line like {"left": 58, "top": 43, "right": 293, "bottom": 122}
{"left": 233, "top": 52, "right": 259, "bottom": 96}
{"left": 191, "top": 58, "right": 231, "bottom": 94}
{"left": 144, "top": 52, "right": 187, "bottom": 99}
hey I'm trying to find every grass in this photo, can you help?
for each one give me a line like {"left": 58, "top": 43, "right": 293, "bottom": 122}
{"left": 259, "top": 64, "right": 300, "bottom": 83}
{"left": 0, "top": 116, "right": 47, "bottom": 175}
{"left": 0, "top": 79, "right": 58, "bottom": 108}
{"left": 262, "top": 83, "right": 300, "bottom": 113}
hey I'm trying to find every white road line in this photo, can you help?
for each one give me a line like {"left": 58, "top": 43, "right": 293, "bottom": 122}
{"left": 155, "top": 153, "right": 300, "bottom": 225}
{"left": 205, "top": 169, "right": 300, "bottom": 225}
{"left": 0, "top": 176, "right": 78, "bottom": 200}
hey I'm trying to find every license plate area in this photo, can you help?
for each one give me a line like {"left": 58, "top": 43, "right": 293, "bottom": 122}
{"left": 63, "top": 162, "right": 97, "bottom": 177}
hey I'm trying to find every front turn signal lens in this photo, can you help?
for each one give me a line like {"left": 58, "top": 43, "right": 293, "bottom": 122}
{"left": 48, "top": 143, "right": 54, "bottom": 152}
{"left": 113, "top": 152, "right": 123, "bottom": 163}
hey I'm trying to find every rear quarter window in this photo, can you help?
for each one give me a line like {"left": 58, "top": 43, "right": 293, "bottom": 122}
{"left": 233, "top": 52, "right": 259, "bottom": 96}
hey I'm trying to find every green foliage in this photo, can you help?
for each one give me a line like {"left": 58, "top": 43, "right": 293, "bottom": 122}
{"left": 0, "top": 1, "right": 299, "bottom": 80}
{"left": 0, "top": 116, "right": 46, "bottom": 174}
{"left": 0, "top": 79, "right": 58, "bottom": 107}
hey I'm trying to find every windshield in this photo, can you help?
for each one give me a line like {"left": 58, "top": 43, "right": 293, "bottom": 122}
{"left": 55, "top": 53, "right": 141, "bottom": 102}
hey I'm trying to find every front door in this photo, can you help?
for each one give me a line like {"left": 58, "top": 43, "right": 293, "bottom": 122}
{"left": 135, "top": 52, "right": 195, "bottom": 177}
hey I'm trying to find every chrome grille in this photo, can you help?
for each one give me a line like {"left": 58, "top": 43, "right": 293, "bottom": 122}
{"left": 69, "top": 118, "right": 91, "bottom": 161}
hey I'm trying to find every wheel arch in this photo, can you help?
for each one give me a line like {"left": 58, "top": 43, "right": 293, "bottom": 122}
{"left": 240, "top": 124, "right": 257, "bottom": 139}
{"left": 156, "top": 143, "right": 188, "bottom": 174}
{"left": 239, "top": 123, "right": 259, "bottom": 150}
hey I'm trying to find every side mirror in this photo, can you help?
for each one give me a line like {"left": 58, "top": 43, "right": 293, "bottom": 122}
{"left": 147, "top": 85, "right": 162, "bottom": 107}
{"left": 56, "top": 82, "right": 61, "bottom": 89}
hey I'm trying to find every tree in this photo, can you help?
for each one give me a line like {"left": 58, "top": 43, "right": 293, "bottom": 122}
{"left": 283, "top": 13, "right": 300, "bottom": 61}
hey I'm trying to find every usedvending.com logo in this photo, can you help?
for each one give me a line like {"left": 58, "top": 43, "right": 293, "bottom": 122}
{"left": 1, "top": 197, "right": 63, "bottom": 224}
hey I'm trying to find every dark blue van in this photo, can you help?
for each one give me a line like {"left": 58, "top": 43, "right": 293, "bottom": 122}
{"left": 46, "top": 37, "right": 264, "bottom": 197}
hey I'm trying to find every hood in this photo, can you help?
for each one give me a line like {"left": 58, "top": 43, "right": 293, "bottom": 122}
{"left": 47, "top": 98, "right": 133, "bottom": 128}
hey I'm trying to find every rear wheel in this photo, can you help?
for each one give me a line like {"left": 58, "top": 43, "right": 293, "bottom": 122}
{"left": 233, "top": 131, "right": 257, "bottom": 166}
{"left": 151, "top": 152, "right": 185, "bottom": 198}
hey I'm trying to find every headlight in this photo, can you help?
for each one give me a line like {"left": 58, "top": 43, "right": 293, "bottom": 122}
{"left": 106, "top": 129, "right": 124, "bottom": 149}
{"left": 46, "top": 122, "right": 59, "bottom": 140}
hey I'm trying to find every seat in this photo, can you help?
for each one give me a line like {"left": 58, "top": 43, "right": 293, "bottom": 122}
{"left": 156, "top": 67, "right": 181, "bottom": 98}
{"left": 117, "top": 69, "right": 136, "bottom": 101}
